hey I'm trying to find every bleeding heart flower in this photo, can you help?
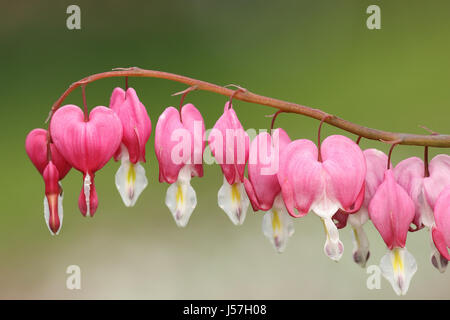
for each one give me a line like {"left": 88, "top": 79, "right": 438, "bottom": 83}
{"left": 208, "top": 102, "right": 250, "bottom": 225}
{"left": 395, "top": 154, "right": 450, "bottom": 273}
{"left": 50, "top": 104, "right": 123, "bottom": 217}
{"left": 244, "top": 128, "right": 293, "bottom": 252}
{"left": 109, "top": 87, "right": 152, "bottom": 207}
{"left": 277, "top": 135, "right": 366, "bottom": 261}
{"left": 155, "top": 103, "right": 205, "bottom": 227}
{"left": 347, "top": 148, "right": 389, "bottom": 268}
{"left": 431, "top": 186, "right": 450, "bottom": 262}
{"left": 369, "top": 169, "right": 417, "bottom": 295}
{"left": 26, "top": 128, "right": 71, "bottom": 235}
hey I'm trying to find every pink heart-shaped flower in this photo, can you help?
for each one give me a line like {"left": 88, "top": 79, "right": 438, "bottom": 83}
{"left": 109, "top": 87, "right": 152, "bottom": 164}
{"left": 208, "top": 102, "right": 250, "bottom": 185}
{"left": 277, "top": 135, "right": 366, "bottom": 218}
{"left": 50, "top": 105, "right": 123, "bottom": 216}
{"left": 244, "top": 128, "right": 291, "bottom": 211}
{"left": 155, "top": 104, "right": 205, "bottom": 184}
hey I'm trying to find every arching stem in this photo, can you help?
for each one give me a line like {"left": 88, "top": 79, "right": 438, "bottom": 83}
{"left": 270, "top": 110, "right": 283, "bottom": 135}
{"left": 228, "top": 87, "right": 247, "bottom": 109}
{"left": 45, "top": 67, "right": 450, "bottom": 148}
{"left": 387, "top": 142, "right": 400, "bottom": 170}
{"left": 172, "top": 85, "right": 198, "bottom": 121}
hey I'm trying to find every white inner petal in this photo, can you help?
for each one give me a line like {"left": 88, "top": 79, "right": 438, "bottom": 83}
{"left": 262, "top": 194, "right": 294, "bottom": 253}
{"left": 348, "top": 207, "right": 369, "bottom": 226}
{"left": 429, "top": 228, "right": 448, "bottom": 273}
{"left": 43, "top": 190, "right": 63, "bottom": 236}
{"left": 322, "top": 217, "right": 344, "bottom": 261}
{"left": 380, "top": 247, "right": 417, "bottom": 296}
{"left": 418, "top": 189, "right": 435, "bottom": 228}
{"left": 350, "top": 225, "right": 370, "bottom": 268}
{"left": 115, "top": 152, "right": 148, "bottom": 207}
{"left": 84, "top": 173, "right": 91, "bottom": 217}
{"left": 348, "top": 211, "right": 370, "bottom": 268}
{"left": 165, "top": 165, "right": 197, "bottom": 227}
{"left": 311, "top": 174, "right": 340, "bottom": 219}
{"left": 217, "top": 176, "right": 249, "bottom": 226}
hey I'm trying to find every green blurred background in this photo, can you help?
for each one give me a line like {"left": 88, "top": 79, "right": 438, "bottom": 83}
{"left": 1, "top": 0, "right": 449, "bottom": 299}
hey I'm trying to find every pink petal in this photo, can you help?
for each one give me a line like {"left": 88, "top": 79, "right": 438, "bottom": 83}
{"left": 432, "top": 186, "right": 450, "bottom": 260}
{"left": 363, "top": 148, "right": 389, "bottom": 208}
{"left": 321, "top": 135, "right": 366, "bottom": 212}
{"left": 208, "top": 102, "right": 249, "bottom": 185}
{"left": 25, "top": 128, "right": 71, "bottom": 179}
{"left": 78, "top": 173, "right": 98, "bottom": 217}
{"left": 109, "top": 87, "right": 151, "bottom": 164}
{"left": 43, "top": 162, "right": 62, "bottom": 234}
{"left": 424, "top": 154, "right": 450, "bottom": 209}
{"left": 394, "top": 157, "right": 427, "bottom": 231}
{"left": 244, "top": 177, "right": 262, "bottom": 211}
{"left": 180, "top": 103, "right": 205, "bottom": 178}
{"left": 154, "top": 107, "right": 185, "bottom": 184}
{"left": 50, "top": 105, "right": 123, "bottom": 174}
{"left": 277, "top": 139, "right": 321, "bottom": 217}
{"left": 155, "top": 105, "right": 205, "bottom": 184}
{"left": 368, "top": 169, "right": 415, "bottom": 249}
{"left": 246, "top": 129, "right": 291, "bottom": 211}
{"left": 346, "top": 184, "right": 365, "bottom": 214}
{"left": 432, "top": 227, "right": 450, "bottom": 261}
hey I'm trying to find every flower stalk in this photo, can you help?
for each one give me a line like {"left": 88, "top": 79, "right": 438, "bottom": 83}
{"left": 46, "top": 67, "right": 450, "bottom": 148}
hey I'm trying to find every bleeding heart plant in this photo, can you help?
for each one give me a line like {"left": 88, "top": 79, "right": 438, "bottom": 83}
{"left": 24, "top": 67, "right": 450, "bottom": 297}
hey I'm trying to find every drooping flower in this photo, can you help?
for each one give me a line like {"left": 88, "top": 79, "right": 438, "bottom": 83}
{"left": 208, "top": 102, "right": 250, "bottom": 225}
{"left": 369, "top": 169, "right": 417, "bottom": 296}
{"left": 431, "top": 186, "right": 450, "bottom": 261}
{"left": 346, "top": 148, "right": 389, "bottom": 268}
{"left": 277, "top": 135, "right": 366, "bottom": 261}
{"left": 50, "top": 105, "right": 123, "bottom": 216}
{"left": 155, "top": 103, "right": 205, "bottom": 227}
{"left": 395, "top": 154, "right": 450, "bottom": 272}
{"left": 25, "top": 128, "right": 71, "bottom": 235}
{"left": 244, "top": 128, "right": 293, "bottom": 252}
{"left": 109, "top": 87, "right": 152, "bottom": 207}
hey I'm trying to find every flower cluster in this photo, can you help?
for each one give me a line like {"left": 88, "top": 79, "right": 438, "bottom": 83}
{"left": 26, "top": 86, "right": 450, "bottom": 296}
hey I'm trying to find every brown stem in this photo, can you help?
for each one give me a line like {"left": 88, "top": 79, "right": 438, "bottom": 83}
{"left": 46, "top": 67, "right": 450, "bottom": 148}
{"left": 270, "top": 110, "right": 283, "bottom": 134}
{"left": 424, "top": 146, "right": 430, "bottom": 177}
{"left": 228, "top": 87, "right": 246, "bottom": 109}
{"left": 82, "top": 84, "right": 88, "bottom": 122}
{"left": 172, "top": 85, "right": 198, "bottom": 114}
{"left": 317, "top": 115, "right": 331, "bottom": 162}
{"left": 387, "top": 142, "right": 400, "bottom": 170}
{"left": 356, "top": 136, "right": 362, "bottom": 145}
